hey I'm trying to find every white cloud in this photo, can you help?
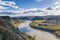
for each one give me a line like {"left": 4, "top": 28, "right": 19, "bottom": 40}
{"left": 0, "top": 6, "right": 5, "bottom": 9}
{"left": 0, "top": 6, "right": 9, "bottom": 9}
{"left": 48, "top": 1, "right": 60, "bottom": 10}
{"left": 55, "top": 5, "right": 60, "bottom": 9}
{"left": 54, "top": 2, "right": 60, "bottom": 5}
{"left": 9, "top": 1, "right": 16, "bottom": 5}
{"left": 11, "top": 6, "right": 19, "bottom": 9}
{"left": 37, "top": 0, "right": 42, "bottom": 2}
{"left": 0, "top": 0, "right": 19, "bottom": 9}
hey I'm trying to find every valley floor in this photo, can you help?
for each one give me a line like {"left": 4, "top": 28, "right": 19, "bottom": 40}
{"left": 18, "top": 21, "right": 58, "bottom": 40}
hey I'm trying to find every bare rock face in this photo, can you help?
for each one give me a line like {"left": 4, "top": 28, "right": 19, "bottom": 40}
{"left": 0, "top": 16, "right": 33, "bottom": 40}
{"left": 0, "top": 16, "right": 14, "bottom": 30}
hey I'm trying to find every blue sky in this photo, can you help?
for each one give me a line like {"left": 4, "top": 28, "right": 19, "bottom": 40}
{"left": 0, "top": 0, "right": 60, "bottom": 16}
{"left": 0, "top": 0, "right": 59, "bottom": 12}
{"left": 2, "top": 0, "right": 55, "bottom": 9}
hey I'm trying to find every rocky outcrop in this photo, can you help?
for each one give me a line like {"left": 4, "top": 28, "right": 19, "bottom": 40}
{"left": 0, "top": 16, "right": 34, "bottom": 40}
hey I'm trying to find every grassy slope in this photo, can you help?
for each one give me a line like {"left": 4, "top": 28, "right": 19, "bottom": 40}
{"left": 30, "top": 20, "right": 60, "bottom": 37}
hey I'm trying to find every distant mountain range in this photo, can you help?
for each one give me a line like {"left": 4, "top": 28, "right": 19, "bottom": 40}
{"left": 12, "top": 16, "right": 60, "bottom": 20}
{"left": 12, "top": 16, "right": 44, "bottom": 20}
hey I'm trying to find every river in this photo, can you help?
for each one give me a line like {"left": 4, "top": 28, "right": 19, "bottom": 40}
{"left": 18, "top": 21, "right": 58, "bottom": 40}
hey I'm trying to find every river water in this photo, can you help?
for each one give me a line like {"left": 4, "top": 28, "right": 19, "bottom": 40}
{"left": 18, "top": 21, "right": 58, "bottom": 40}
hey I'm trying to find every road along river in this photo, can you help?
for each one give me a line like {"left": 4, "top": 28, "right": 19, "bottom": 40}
{"left": 18, "top": 21, "right": 57, "bottom": 40}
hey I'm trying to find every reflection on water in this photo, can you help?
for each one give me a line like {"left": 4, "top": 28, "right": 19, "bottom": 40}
{"left": 18, "top": 21, "right": 58, "bottom": 40}
{"left": 19, "top": 27, "right": 30, "bottom": 32}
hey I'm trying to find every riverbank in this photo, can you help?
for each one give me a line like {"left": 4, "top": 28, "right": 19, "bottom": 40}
{"left": 30, "top": 21, "right": 60, "bottom": 37}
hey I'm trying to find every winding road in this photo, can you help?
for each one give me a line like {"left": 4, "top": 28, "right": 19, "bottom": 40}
{"left": 18, "top": 21, "right": 58, "bottom": 40}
